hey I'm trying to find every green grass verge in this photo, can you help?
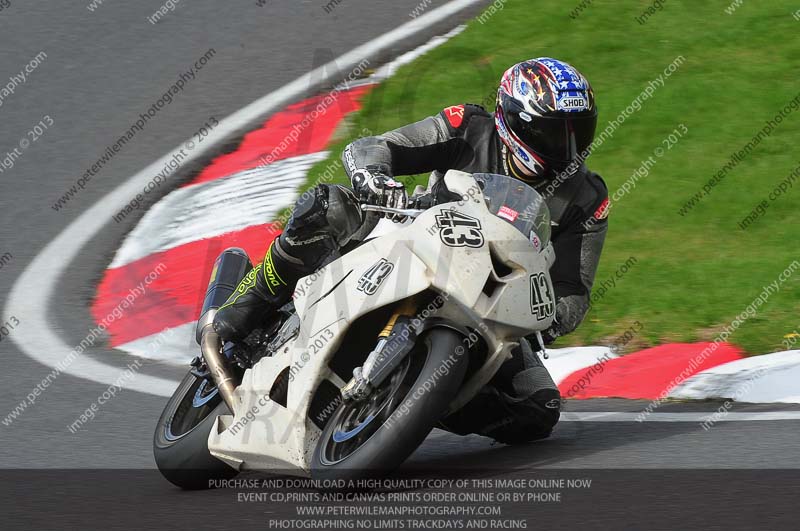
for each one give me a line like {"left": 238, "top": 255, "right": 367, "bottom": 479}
{"left": 294, "top": 0, "right": 800, "bottom": 354}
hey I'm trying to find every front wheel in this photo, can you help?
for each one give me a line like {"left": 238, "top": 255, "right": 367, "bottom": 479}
{"left": 153, "top": 373, "right": 238, "bottom": 489}
{"left": 311, "top": 328, "right": 468, "bottom": 480}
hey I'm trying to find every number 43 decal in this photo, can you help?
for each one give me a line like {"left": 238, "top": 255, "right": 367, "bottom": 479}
{"left": 529, "top": 272, "right": 555, "bottom": 321}
{"left": 357, "top": 258, "right": 395, "bottom": 295}
{"left": 435, "top": 210, "right": 484, "bottom": 248}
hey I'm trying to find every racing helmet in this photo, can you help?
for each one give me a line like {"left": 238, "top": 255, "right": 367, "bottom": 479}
{"left": 495, "top": 58, "right": 597, "bottom": 180}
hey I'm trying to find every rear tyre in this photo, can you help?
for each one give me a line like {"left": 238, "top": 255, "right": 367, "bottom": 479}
{"left": 311, "top": 328, "right": 468, "bottom": 481}
{"left": 153, "top": 373, "right": 238, "bottom": 490}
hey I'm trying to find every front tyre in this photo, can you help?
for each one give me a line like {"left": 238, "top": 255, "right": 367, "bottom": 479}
{"left": 312, "top": 328, "right": 468, "bottom": 481}
{"left": 153, "top": 373, "right": 238, "bottom": 490}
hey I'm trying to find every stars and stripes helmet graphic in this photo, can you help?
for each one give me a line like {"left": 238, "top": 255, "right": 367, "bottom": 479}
{"left": 495, "top": 58, "right": 598, "bottom": 179}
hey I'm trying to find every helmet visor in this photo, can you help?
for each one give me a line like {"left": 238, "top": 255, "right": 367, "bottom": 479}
{"left": 501, "top": 98, "right": 597, "bottom": 163}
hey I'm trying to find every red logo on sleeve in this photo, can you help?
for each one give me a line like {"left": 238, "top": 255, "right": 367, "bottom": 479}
{"left": 444, "top": 105, "right": 465, "bottom": 128}
{"left": 594, "top": 198, "right": 610, "bottom": 220}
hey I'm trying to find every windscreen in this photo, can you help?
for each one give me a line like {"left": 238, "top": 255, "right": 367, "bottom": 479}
{"left": 472, "top": 173, "right": 551, "bottom": 250}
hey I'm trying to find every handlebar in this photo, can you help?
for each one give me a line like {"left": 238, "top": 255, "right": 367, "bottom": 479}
{"left": 359, "top": 192, "right": 435, "bottom": 219}
{"left": 360, "top": 204, "right": 426, "bottom": 218}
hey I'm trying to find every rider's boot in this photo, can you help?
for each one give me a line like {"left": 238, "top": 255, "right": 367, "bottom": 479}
{"left": 212, "top": 239, "right": 301, "bottom": 341}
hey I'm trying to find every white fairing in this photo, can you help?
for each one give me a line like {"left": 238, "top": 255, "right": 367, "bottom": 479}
{"left": 207, "top": 170, "right": 556, "bottom": 472}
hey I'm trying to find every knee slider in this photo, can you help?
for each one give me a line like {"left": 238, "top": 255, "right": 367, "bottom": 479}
{"left": 528, "top": 388, "right": 562, "bottom": 429}
{"left": 288, "top": 185, "right": 329, "bottom": 231}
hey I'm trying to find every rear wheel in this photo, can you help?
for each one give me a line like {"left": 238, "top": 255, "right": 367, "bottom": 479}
{"left": 153, "top": 373, "right": 238, "bottom": 490}
{"left": 311, "top": 328, "right": 468, "bottom": 480}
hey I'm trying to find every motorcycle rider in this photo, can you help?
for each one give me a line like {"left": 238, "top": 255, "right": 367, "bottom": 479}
{"left": 213, "top": 58, "right": 608, "bottom": 444}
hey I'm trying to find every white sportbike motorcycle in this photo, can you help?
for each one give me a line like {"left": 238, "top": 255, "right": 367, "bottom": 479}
{"left": 153, "top": 170, "right": 556, "bottom": 489}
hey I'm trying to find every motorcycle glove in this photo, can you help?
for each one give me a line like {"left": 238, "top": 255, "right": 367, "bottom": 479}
{"left": 350, "top": 166, "right": 408, "bottom": 215}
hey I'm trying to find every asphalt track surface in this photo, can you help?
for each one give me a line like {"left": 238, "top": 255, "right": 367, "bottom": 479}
{"left": 0, "top": 1, "right": 798, "bottom": 528}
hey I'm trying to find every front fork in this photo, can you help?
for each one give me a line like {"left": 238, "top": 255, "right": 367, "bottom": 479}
{"left": 340, "top": 298, "right": 418, "bottom": 403}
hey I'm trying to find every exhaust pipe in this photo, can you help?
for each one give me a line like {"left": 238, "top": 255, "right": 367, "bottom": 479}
{"left": 196, "top": 248, "right": 253, "bottom": 413}
{"left": 199, "top": 311, "right": 237, "bottom": 412}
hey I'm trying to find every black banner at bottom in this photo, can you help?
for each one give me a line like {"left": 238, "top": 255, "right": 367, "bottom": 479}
{"left": 3, "top": 469, "right": 798, "bottom": 530}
